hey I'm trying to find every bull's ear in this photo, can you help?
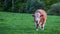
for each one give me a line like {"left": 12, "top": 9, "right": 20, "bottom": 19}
{"left": 32, "top": 14, "right": 34, "bottom": 17}
{"left": 40, "top": 15, "right": 43, "bottom": 17}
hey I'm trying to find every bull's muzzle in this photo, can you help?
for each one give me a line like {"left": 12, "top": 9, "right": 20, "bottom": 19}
{"left": 36, "top": 21, "right": 38, "bottom": 24}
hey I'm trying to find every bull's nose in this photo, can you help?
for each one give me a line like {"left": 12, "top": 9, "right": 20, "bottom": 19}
{"left": 36, "top": 21, "right": 38, "bottom": 23}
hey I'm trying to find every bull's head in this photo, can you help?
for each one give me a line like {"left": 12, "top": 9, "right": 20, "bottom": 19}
{"left": 34, "top": 13, "right": 41, "bottom": 22}
{"left": 32, "top": 12, "right": 43, "bottom": 23}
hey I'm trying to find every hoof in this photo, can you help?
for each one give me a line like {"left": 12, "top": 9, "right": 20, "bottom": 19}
{"left": 36, "top": 29, "right": 38, "bottom": 31}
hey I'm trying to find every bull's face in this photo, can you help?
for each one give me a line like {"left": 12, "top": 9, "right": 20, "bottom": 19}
{"left": 34, "top": 13, "right": 41, "bottom": 22}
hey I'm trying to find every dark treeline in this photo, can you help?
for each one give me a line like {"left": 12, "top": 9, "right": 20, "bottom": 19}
{"left": 0, "top": 0, "right": 60, "bottom": 15}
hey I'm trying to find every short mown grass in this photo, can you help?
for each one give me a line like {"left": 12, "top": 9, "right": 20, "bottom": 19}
{"left": 0, "top": 12, "right": 60, "bottom": 34}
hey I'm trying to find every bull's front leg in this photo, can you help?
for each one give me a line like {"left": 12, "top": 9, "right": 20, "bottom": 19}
{"left": 35, "top": 21, "right": 39, "bottom": 31}
{"left": 41, "top": 23, "right": 45, "bottom": 30}
{"left": 40, "top": 19, "right": 46, "bottom": 30}
{"left": 39, "top": 22, "right": 44, "bottom": 30}
{"left": 36, "top": 24, "right": 39, "bottom": 31}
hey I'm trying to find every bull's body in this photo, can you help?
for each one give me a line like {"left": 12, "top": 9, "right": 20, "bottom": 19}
{"left": 32, "top": 9, "right": 47, "bottom": 31}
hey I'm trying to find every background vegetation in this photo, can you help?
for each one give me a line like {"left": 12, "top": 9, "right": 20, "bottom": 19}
{"left": 0, "top": 0, "right": 60, "bottom": 15}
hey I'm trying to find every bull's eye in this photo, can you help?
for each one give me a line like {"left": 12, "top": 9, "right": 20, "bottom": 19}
{"left": 35, "top": 15, "right": 40, "bottom": 18}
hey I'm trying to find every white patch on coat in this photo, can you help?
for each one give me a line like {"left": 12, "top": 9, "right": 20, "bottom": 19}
{"left": 34, "top": 13, "right": 41, "bottom": 21}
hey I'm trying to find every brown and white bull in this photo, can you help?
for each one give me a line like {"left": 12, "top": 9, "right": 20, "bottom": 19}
{"left": 32, "top": 9, "right": 47, "bottom": 31}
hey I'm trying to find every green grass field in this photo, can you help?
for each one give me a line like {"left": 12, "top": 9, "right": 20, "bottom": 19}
{"left": 0, "top": 12, "right": 60, "bottom": 34}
